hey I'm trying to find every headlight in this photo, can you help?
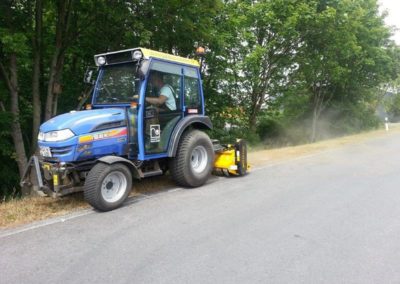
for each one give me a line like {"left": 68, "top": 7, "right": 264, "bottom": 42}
{"left": 38, "top": 131, "right": 45, "bottom": 141}
{"left": 97, "top": 56, "right": 106, "bottom": 65}
{"left": 132, "top": 50, "right": 143, "bottom": 60}
{"left": 39, "top": 129, "right": 75, "bottom": 142}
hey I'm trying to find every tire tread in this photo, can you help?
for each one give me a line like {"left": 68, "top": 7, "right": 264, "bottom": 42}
{"left": 84, "top": 163, "right": 132, "bottom": 211}
{"left": 169, "top": 129, "right": 214, "bottom": 187}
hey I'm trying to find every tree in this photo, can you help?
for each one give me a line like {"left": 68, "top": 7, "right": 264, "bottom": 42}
{"left": 208, "top": 0, "right": 308, "bottom": 133}
{"left": 295, "top": 0, "right": 397, "bottom": 141}
{"left": 31, "top": 0, "right": 42, "bottom": 150}
{"left": 0, "top": 1, "right": 29, "bottom": 178}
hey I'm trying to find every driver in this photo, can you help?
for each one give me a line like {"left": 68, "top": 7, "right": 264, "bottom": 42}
{"left": 133, "top": 71, "right": 176, "bottom": 111}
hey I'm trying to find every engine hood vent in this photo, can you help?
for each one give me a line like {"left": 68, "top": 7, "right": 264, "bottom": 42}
{"left": 40, "top": 108, "right": 126, "bottom": 136}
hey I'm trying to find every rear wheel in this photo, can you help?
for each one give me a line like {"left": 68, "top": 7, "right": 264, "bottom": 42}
{"left": 84, "top": 163, "right": 132, "bottom": 211}
{"left": 169, "top": 129, "right": 214, "bottom": 187}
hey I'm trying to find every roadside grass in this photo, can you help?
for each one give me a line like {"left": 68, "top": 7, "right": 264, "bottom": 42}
{"left": 0, "top": 176, "right": 176, "bottom": 229}
{"left": 0, "top": 195, "right": 88, "bottom": 228}
{"left": 248, "top": 124, "right": 400, "bottom": 167}
{"left": 1, "top": 124, "right": 399, "bottom": 229}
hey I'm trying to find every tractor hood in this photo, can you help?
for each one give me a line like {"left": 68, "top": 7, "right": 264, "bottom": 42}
{"left": 40, "top": 108, "right": 126, "bottom": 136}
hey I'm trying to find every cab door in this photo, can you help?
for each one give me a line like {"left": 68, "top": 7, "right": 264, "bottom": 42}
{"left": 183, "top": 66, "right": 203, "bottom": 116}
{"left": 143, "top": 60, "right": 183, "bottom": 156}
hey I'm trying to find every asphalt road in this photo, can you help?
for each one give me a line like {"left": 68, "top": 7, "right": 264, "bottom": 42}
{"left": 2, "top": 132, "right": 400, "bottom": 284}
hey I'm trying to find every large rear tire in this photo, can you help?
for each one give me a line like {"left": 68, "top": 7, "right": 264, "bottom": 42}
{"left": 84, "top": 163, "right": 132, "bottom": 211}
{"left": 169, "top": 129, "right": 214, "bottom": 187}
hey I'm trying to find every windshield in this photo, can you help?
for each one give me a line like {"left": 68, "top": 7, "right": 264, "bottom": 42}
{"left": 95, "top": 63, "right": 140, "bottom": 104}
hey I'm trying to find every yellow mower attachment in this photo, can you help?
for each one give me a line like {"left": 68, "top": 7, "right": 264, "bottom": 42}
{"left": 214, "top": 139, "right": 249, "bottom": 176}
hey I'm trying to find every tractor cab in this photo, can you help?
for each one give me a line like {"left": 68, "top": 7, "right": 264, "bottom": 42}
{"left": 89, "top": 48, "right": 205, "bottom": 161}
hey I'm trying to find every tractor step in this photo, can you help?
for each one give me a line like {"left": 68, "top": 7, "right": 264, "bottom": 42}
{"left": 139, "top": 160, "right": 164, "bottom": 178}
{"left": 142, "top": 169, "right": 163, "bottom": 178}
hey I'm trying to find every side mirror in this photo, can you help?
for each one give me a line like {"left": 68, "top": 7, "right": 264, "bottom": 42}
{"left": 84, "top": 67, "right": 97, "bottom": 85}
{"left": 137, "top": 60, "right": 150, "bottom": 80}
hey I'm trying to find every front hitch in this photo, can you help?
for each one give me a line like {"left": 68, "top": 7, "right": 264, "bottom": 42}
{"left": 20, "top": 156, "right": 83, "bottom": 197}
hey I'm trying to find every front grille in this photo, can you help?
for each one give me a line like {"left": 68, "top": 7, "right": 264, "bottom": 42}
{"left": 50, "top": 146, "right": 73, "bottom": 156}
{"left": 91, "top": 120, "right": 126, "bottom": 132}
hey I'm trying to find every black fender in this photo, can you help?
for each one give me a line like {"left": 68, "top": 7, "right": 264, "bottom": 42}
{"left": 167, "top": 115, "right": 213, "bottom": 157}
{"left": 97, "top": 156, "right": 142, "bottom": 179}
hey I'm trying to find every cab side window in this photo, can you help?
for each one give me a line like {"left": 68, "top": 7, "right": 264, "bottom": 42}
{"left": 163, "top": 73, "right": 182, "bottom": 110}
{"left": 147, "top": 61, "right": 182, "bottom": 111}
{"left": 184, "top": 67, "right": 202, "bottom": 113}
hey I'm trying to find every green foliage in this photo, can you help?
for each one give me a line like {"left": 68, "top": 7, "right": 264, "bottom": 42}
{"left": 382, "top": 76, "right": 400, "bottom": 120}
{"left": 0, "top": 29, "right": 29, "bottom": 55}
{"left": 331, "top": 102, "right": 381, "bottom": 134}
{"left": 0, "top": 109, "right": 20, "bottom": 200}
{"left": 387, "top": 94, "right": 400, "bottom": 118}
{"left": 256, "top": 115, "right": 285, "bottom": 145}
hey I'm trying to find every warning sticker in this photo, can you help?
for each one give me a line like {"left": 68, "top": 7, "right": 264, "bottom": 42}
{"left": 150, "top": 124, "right": 161, "bottom": 143}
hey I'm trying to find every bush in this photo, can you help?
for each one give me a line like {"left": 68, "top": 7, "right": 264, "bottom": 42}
{"left": 257, "top": 117, "right": 284, "bottom": 140}
{"left": 385, "top": 92, "right": 400, "bottom": 121}
{"left": 331, "top": 104, "right": 381, "bottom": 134}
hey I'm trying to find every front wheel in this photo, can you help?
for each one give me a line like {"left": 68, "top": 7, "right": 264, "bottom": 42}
{"left": 84, "top": 163, "right": 132, "bottom": 211}
{"left": 169, "top": 130, "right": 214, "bottom": 187}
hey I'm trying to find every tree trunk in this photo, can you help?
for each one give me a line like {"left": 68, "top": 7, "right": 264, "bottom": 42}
{"left": 310, "top": 107, "right": 319, "bottom": 143}
{"left": 45, "top": 0, "right": 71, "bottom": 121}
{"left": 248, "top": 65, "right": 271, "bottom": 133}
{"left": 249, "top": 105, "right": 260, "bottom": 133}
{"left": 0, "top": 55, "right": 28, "bottom": 178}
{"left": 31, "top": 0, "right": 43, "bottom": 152}
{"left": 52, "top": 93, "right": 58, "bottom": 116}
{"left": 45, "top": 49, "right": 62, "bottom": 121}
{"left": 248, "top": 89, "right": 264, "bottom": 133}
{"left": 310, "top": 84, "right": 334, "bottom": 143}
{"left": 51, "top": 54, "right": 65, "bottom": 116}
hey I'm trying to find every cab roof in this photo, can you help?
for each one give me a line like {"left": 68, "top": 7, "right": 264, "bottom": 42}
{"left": 94, "top": 47, "right": 200, "bottom": 67}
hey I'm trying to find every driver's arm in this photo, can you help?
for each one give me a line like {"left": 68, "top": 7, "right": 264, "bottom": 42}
{"left": 133, "top": 94, "right": 167, "bottom": 106}
{"left": 145, "top": 95, "right": 167, "bottom": 106}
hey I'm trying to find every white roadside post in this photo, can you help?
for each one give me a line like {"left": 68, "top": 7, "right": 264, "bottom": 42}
{"left": 385, "top": 117, "right": 389, "bottom": 132}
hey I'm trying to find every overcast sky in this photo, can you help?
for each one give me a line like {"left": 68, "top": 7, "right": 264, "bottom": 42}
{"left": 378, "top": 0, "right": 400, "bottom": 44}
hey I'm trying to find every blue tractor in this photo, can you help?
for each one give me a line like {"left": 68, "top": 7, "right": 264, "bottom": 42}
{"left": 21, "top": 48, "right": 248, "bottom": 211}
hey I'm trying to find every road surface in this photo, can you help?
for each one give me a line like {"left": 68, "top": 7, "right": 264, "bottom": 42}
{"left": 1, "top": 132, "right": 400, "bottom": 283}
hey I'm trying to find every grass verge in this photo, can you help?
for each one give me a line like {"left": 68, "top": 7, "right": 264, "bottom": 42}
{"left": 0, "top": 176, "right": 176, "bottom": 229}
{"left": 248, "top": 124, "right": 400, "bottom": 167}
{"left": 1, "top": 125, "right": 399, "bottom": 229}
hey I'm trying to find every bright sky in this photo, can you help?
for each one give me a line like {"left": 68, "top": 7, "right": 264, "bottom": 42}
{"left": 378, "top": 0, "right": 400, "bottom": 44}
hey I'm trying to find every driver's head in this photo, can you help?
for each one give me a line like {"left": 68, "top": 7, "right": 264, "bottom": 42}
{"left": 149, "top": 71, "right": 164, "bottom": 88}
